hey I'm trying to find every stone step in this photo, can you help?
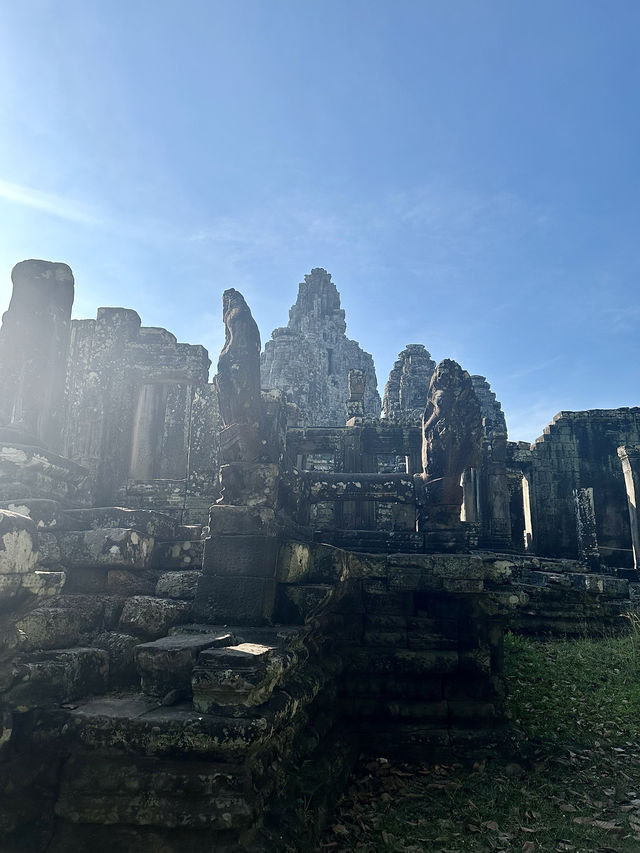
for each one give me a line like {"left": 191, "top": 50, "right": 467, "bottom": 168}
{"left": 155, "top": 571, "right": 201, "bottom": 600}
{"left": 118, "top": 595, "right": 192, "bottom": 640}
{"left": 152, "top": 539, "right": 204, "bottom": 569}
{"left": 54, "top": 752, "right": 253, "bottom": 831}
{"left": 62, "top": 507, "right": 178, "bottom": 538}
{"left": 2, "top": 646, "right": 109, "bottom": 710}
{"left": 0, "top": 443, "right": 91, "bottom": 506}
{"left": 313, "top": 529, "right": 424, "bottom": 554}
{"left": 39, "top": 528, "right": 155, "bottom": 570}
{"left": 52, "top": 693, "right": 288, "bottom": 759}
{"left": 6, "top": 594, "right": 115, "bottom": 652}
{"left": 0, "top": 498, "right": 65, "bottom": 530}
{"left": 134, "top": 631, "right": 235, "bottom": 700}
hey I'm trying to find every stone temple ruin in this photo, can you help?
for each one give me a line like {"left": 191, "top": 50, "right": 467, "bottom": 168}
{"left": 1, "top": 260, "right": 639, "bottom": 851}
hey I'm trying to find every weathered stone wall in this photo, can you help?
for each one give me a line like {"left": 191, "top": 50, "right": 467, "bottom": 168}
{"left": 0, "top": 260, "right": 75, "bottom": 451}
{"left": 63, "top": 309, "right": 219, "bottom": 520}
{"left": 524, "top": 409, "right": 640, "bottom": 566}
{"left": 261, "top": 269, "right": 381, "bottom": 426}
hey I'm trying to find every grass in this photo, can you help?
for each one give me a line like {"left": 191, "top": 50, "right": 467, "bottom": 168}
{"left": 316, "top": 623, "right": 640, "bottom": 852}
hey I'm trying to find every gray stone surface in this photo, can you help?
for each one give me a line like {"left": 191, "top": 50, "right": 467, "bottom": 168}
{"left": 0, "top": 260, "right": 74, "bottom": 451}
{"left": 383, "top": 344, "right": 436, "bottom": 423}
{"left": 261, "top": 269, "right": 380, "bottom": 426}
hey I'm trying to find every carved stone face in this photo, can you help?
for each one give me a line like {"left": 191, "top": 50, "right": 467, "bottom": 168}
{"left": 422, "top": 359, "right": 483, "bottom": 481}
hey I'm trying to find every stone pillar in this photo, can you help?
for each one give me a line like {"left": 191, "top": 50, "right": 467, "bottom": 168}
{"left": 193, "top": 289, "right": 281, "bottom": 625}
{"left": 618, "top": 446, "right": 640, "bottom": 570}
{"left": 345, "top": 368, "right": 365, "bottom": 426}
{"left": 573, "top": 487, "right": 600, "bottom": 570}
{"left": 478, "top": 432, "right": 512, "bottom": 549}
{"left": 0, "top": 260, "right": 74, "bottom": 451}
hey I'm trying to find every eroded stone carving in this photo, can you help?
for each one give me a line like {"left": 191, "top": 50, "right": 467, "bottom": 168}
{"left": 419, "top": 359, "right": 483, "bottom": 540}
{"left": 216, "top": 288, "right": 262, "bottom": 428}
{"left": 261, "top": 269, "right": 380, "bottom": 425}
{"left": 382, "top": 344, "right": 436, "bottom": 423}
{"left": 422, "top": 359, "right": 483, "bottom": 482}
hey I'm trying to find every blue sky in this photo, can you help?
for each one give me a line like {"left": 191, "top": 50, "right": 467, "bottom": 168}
{"left": 1, "top": 0, "right": 639, "bottom": 441}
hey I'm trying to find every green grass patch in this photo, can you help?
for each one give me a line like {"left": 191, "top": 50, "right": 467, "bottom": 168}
{"left": 317, "top": 628, "right": 640, "bottom": 852}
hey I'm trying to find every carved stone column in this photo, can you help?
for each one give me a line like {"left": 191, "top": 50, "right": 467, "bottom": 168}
{"left": 0, "top": 260, "right": 74, "bottom": 451}
{"left": 618, "top": 445, "right": 640, "bottom": 570}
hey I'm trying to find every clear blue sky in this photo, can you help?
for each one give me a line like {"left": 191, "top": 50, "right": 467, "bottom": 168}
{"left": 1, "top": 1, "right": 638, "bottom": 441}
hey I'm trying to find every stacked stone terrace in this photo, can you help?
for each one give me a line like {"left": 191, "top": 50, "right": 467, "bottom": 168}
{"left": 0, "top": 259, "right": 639, "bottom": 851}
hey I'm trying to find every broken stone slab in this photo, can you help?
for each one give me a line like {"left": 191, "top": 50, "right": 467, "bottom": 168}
{"left": 53, "top": 528, "right": 154, "bottom": 570}
{"left": 155, "top": 571, "right": 200, "bottom": 600}
{"left": 191, "top": 642, "right": 284, "bottom": 715}
{"left": 202, "top": 535, "right": 279, "bottom": 578}
{"left": 0, "top": 444, "right": 91, "bottom": 506}
{"left": 3, "top": 647, "right": 109, "bottom": 711}
{"left": 135, "top": 632, "right": 234, "bottom": 699}
{"left": 119, "top": 596, "right": 191, "bottom": 640}
{"left": 92, "top": 631, "right": 140, "bottom": 690}
{"left": 0, "top": 498, "right": 65, "bottom": 530}
{"left": 0, "top": 510, "right": 39, "bottom": 574}
{"left": 62, "top": 507, "right": 177, "bottom": 539}
{"left": 10, "top": 595, "right": 107, "bottom": 652}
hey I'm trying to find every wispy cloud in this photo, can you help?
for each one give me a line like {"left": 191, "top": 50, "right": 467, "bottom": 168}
{"left": 0, "top": 177, "right": 104, "bottom": 226}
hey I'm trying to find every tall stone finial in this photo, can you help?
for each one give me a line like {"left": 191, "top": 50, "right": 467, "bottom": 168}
{"left": 0, "top": 260, "right": 74, "bottom": 450}
{"left": 383, "top": 344, "right": 436, "bottom": 423}
{"left": 422, "top": 359, "right": 483, "bottom": 480}
{"left": 215, "top": 289, "right": 262, "bottom": 428}
{"left": 346, "top": 368, "right": 366, "bottom": 425}
{"left": 260, "top": 269, "right": 381, "bottom": 425}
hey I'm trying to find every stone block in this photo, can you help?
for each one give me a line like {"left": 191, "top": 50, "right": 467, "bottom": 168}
{"left": 14, "top": 596, "right": 106, "bottom": 651}
{"left": 55, "top": 528, "right": 154, "bottom": 570}
{"left": 0, "top": 510, "right": 39, "bottom": 574}
{"left": 152, "top": 539, "right": 204, "bottom": 569}
{"left": 135, "top": 631, "right": 233, "bottom": 698}
{"left": 193, "top": 575, "right": 277, "bottom": 626}
{"left": 106, "top": 570, "right": 156, "bottom": 596}
{"left": 155, "top": 571, "right": 200, "bottom": 600}
{"left": 274, "top": 584, "right": 333, "bottom": 624}
{"left": 0, "top": 498, "right": 65, "bottom": 530}
{"left": 0, "top": 444, "right": 91, "bottom": 506}
{"left": 218, "top": 463, "right": 280, "bottom": 507}
{"left": 20, "top": 570, "right": 66, "bottom": 598}
{"left": 603, "top": 576, "right": 629, "bottom": 598}
{"left": 202, "top": 535, "right": 279, "bottom": 578}
{"left": 0, "top": 572, "right": 22, "bottom": 603}
{"left": 63, "top": 507, "right": 177, "bottom": 538}
{"left": 192, "top": 642, "right": 282, "bottom": 714}
{"left": 119, "top": 596, "right": 191, "bottom": 640}
{"left": 208, "top": 505, "right": 276, "bottom": 536}
{"left": 62, "top": 566, "right": 107, "bottom": 593}
{"left": 93, "top": 631, "right": 140, "bottom": 689}
{"left": 276, "top": 541, "right": 311, "bottom": 583}
{"left": 4, "top": 647, "right": 108, "bottom": 710}
{"left": 54, "top": 753, "right": 252, "bottom": 830}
